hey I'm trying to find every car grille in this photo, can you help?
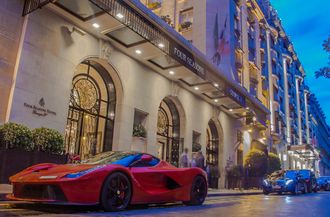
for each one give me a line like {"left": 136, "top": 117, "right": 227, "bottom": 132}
{"left": 14, "top": 184, "right": 67, "bottom": 201}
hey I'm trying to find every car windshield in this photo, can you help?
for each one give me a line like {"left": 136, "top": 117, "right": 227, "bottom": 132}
{"left": 269, "top": 171, "right": 285, "bottom": 180}
{"left": 284, "top": 170, "right": 297, "bottom": 179}
{"left": 299, "top": 170, "right": 310, "bottom": 178}
{"left": 81, "top": 151, "right": 139, "bottom": 166}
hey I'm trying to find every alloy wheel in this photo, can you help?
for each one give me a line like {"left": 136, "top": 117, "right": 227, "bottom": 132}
{"left": 101, "top": 172, "right": 131, "bottom": 212}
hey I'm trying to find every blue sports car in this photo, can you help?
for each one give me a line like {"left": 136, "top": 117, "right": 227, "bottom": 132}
{"left": 262, "top": 170, "right": 307, "bottom": 195}
{"left": 317, "top": 176, "right": 330, "bottom": 191}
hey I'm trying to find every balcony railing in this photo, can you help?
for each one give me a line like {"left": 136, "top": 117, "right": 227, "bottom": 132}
{"left": 22, "top": 0, "right": 52, "bottom": 16}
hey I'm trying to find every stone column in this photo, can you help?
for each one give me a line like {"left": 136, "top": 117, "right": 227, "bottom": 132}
{"left": 295, "top": 76, "right": 303, "bottom": 145}
{"left": 304, "top": 90, "right": 310, "bottom": 144}
{"left": 241, "top": 0, "right": 250, "bottom": 91}
{"left": 282, "top": 57, "right": 291, "bottom": 145}
{"left": 282, "top": 56, "right": 291, "bottom": 170}
{"left": 266, "top": 29, "right": 274, "bottom": 131}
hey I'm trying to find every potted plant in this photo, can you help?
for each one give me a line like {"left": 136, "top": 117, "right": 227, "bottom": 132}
{"left": 178, "top": 21, "right": 192, "bottom": 32}
{"left": 132, "top": 124, "right": 147, "bottom": 152}
{"left": 147, "top": 2, "right": 161, "bottom": 10}
{"left": 0, "top": 122, "right": 66, "bottom": 183}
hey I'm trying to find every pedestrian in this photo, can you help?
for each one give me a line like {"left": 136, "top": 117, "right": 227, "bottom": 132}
{"left": 191, "top": 152, "right": 197, "bottom": 167}
{"left": 211, "top": 164, "right": 221, "bottom": 189}
{"left": 179, "top": 148, "right": 190, "bottom": 168}
{"left": 196, "top": 150, "right": 205, "bottom": 170}
{"left": 206, "top": 164, "right": 211, "bottom": 185}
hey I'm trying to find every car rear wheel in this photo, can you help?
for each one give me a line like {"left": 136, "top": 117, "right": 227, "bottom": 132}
{"left": 292, "top": 183, "right": 298, "bottom": 195}
{"left": 100, "top": 172, "right": 132, "bottom": 212}
{"left": 302, "top": 183, "right": 307, "bottom": 194}
{"left": 183, "top": 176, "right": 207, "bottom": 206}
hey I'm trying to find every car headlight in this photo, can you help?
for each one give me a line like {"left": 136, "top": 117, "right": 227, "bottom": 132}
{"left": 285, "top": 180, "right": 293, "bottom": 186}
{"left": 263, "top": 180, "right": 269, "bottom": 186}
{"left": 64, "top": 165, "right": 105, "bottom": 178}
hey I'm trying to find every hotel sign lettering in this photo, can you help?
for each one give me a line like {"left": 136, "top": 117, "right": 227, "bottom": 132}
{"left": 24, "top": 98, "right": 56, "bottom": 117}
{"left": 226, "top": 87, "right": 246, "bottom": 107}
{"left": 169, "top": 42, "right": 206, "bottom": 79}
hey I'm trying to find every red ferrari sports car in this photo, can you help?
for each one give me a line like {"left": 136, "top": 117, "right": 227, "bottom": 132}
{"left": 8, "top": 151, "right": 207, "bottom": 211}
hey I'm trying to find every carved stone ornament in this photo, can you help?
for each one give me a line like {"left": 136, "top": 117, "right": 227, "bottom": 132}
{"left": 100, "top": 40, "right": 113, "bottom": 60}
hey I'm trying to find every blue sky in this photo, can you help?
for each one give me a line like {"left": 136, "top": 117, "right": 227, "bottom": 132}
{"left": 270, "top": 0, "right": 330, "bottom": 124}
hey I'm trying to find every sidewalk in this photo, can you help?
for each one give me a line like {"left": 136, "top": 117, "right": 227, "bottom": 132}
{"left": 207, "top": 188, "right": 263, "bottom": 197}
{"left": 1, "top": 184, "right": 262, "bottom": 201}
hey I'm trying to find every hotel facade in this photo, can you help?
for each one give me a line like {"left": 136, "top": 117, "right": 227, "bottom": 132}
{"left": 0, "top": 0, "right": 329, "bottom": 187}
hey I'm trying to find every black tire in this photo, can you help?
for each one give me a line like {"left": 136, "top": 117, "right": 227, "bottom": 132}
{"left": 263, "top": 189, "right": 270, "bottom": 195}
{"left": 302, "top": 183, "right": 307, "bottom": 194}
{"left": 277, "top": 191, "right": 282, "bottom": 195}
{"left": 307, "top": 183, "right": 312, "bottom": 193}
{"left": 292, "top": 184, "right": 298, "bottom": 195}
{"left": 183, "top": 176, "right": 207, "bottom": 206}
{"left": 100, "top": 172, "right": 132, "bottom": 212}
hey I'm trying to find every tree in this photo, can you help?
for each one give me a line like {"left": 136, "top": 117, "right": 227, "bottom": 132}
{"left": 244, "top": 149, "right": 267, "bottom": 177}
{"left": 267, "top": 152, "right": 281, "bottom": 174}
{"left": 315, "top": 35, "right": 330, "bottom": 79}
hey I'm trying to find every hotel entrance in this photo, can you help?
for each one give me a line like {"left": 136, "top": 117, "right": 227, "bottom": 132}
{"left": 64, "top": 60, "right": 116, "bottom": 159}
{"left": 156, "top": 97, "right": 183, "bottom": 167}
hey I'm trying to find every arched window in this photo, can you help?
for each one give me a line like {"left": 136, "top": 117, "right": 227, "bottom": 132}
{"left": 206, "top": 120, "right": 219, "bottom": 166}
{"left": 156, "top": 97, "right": 182, "bottom": 167}
{"left": 65, "top": 60, "right": 116, "bottom": 159}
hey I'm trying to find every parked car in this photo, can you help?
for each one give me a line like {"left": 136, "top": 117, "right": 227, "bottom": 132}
{"left": 299, "top": 169, "right": 318, "bottom": 193}
{"left": 7, "top": 151, "right": 208, "bottom": 211}
{"left": 262, "top": 170, "right": 307, "bottom": 195}
{"left": 317, "top": 176, "right": 330, "bottom": 191}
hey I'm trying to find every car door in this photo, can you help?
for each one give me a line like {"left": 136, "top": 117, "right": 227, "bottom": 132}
{"left": 129, "top": 154, "right": 178, "bottom": 203}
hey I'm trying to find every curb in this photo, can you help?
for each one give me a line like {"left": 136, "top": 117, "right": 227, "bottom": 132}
{"left": 207, "top": 192, "right": 263, "bottom": 197}
{"left": 0, "top": 192, "right": 263, "bottom": 201}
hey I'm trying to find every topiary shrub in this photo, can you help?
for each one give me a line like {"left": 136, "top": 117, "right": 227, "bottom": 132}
{"left": 0, "top": 122, "right": 33, "bottom": 150}
{"left": 244, "top": 149, "right": 267, "bottom": 177}
{"left": 32, "top": 127, "right": 64, "bottom": 154}
{"left": 267, "top": 152, "right": 281, "bottom": 174}
{"left": 132, "top": 124, "right": 147, "bottom": 138}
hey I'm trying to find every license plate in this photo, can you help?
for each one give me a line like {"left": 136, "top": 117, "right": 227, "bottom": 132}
{"left": 273, "top": 185, "right": 281, "bottom": 190}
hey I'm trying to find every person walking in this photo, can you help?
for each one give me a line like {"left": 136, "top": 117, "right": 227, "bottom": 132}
{"left": 196, "top": 150, "right": 205, "bottom": 170}
{"left": 179, "top": 148, "right": 190, "bottom": 168}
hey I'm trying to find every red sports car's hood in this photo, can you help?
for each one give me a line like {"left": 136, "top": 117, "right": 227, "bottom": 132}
{"left": 10, "top": 163, "right": 103, "bottom": 182}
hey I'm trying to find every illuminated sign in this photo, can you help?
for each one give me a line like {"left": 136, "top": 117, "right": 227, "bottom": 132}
{"left": 169, "top": 42, "right": 206, "bottom": 78}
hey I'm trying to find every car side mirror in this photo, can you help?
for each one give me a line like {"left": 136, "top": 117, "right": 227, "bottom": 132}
{"left": 141, "top": 154, "right": 153, "bottom": 162}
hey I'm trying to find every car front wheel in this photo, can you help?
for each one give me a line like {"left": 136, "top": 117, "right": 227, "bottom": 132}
{"left": 184, "top": 176, "right": 207, "bottom": 206}
{"left": 100, "top": 172, "right": 132, "bottom": 212}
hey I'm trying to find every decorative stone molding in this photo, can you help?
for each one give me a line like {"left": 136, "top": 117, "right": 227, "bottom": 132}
{"left": 170, "top": 81, "right": 180, "bottom": 97}
{"left": 100, "top": 40, "right": 113, "bottom": 60}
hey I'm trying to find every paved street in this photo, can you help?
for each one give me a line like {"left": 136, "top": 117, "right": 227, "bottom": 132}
{"left": 0, "top": 192, "right": 329, "bottom": 217}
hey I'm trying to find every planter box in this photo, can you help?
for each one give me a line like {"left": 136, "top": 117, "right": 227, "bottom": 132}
{"left": 131, "top": 137, "right": 147, "bottom": 152}
{"left": 0, "top": 149, "right": 67, "bottom": 183}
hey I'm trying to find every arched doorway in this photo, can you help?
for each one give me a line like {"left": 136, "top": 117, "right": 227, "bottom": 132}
{"left": 64, "top": 60, "right": 116, "bottom": 159}
{"left": 156, "top": 97, "right": 182, "bottom": 167}
{"left": 206, "top": 119, "right": 220, "bottom": 188}
{"left": 206, "top": 119, "right": 219, "bottom": 166}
